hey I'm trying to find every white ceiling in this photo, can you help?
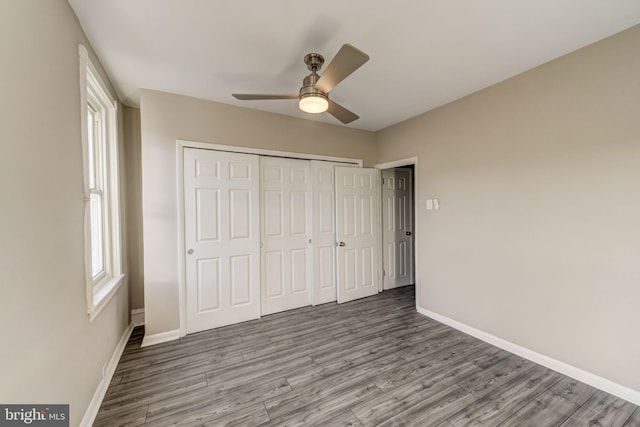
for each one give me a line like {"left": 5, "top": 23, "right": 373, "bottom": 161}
{"left": 68, "top": 0, "right": 640, "bottom": 131}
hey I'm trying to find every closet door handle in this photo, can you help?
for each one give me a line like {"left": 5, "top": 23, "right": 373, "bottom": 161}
{"left": 338, "top": 241, "right": 346, "bottom": 247}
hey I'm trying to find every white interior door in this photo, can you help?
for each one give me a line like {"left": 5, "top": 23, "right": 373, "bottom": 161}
{"left": 184, "top": 148, "right": 260, "bottom": 333}
{"left": 261, "top": 157, "right": 311, "bottom": 315}
{"left": 335, "top": 167, "right": 380, "bottom": 303}
{"left": 310, "top": 160, "right": 345, "bottom": 305}
{"left": 382, "top": 168, "right": 414, "bottom": 289}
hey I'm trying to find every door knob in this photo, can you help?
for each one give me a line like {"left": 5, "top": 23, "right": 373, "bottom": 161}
{"left": 338, "top": 241, "right": 346, "bottom": 247}
{"left": 187, "top": 248, "right": 194, "bottom": 255}
{"left": 406, "top": 231, "right": 412, "bottom": 236}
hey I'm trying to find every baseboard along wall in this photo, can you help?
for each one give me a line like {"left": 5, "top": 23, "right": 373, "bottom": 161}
{"left": 80, "top": 323, "right": 134, "bottom": 427}
{"left": 131, "top": 308, "right": 145, "bottom": 327}
{"left": 416, "top": 306, "right": 640, "bottom": 406}
{"left": 141, "top": 329, "right": 181, "bottom": 348}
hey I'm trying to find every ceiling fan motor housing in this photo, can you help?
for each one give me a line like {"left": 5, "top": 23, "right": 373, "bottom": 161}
{"left": 299, "top": 72, "right": 328, "bottom": 100}
{"left": 299, "top": 71, "right": 328, "bottom": 113}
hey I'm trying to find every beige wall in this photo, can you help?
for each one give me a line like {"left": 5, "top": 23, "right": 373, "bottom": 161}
{"left": 0, "top": 1, "right": 131, "bottom": 424}
{"left": 123, "top": 107, "right": 144, "bottom": 310}
{"left": 377, "top": 25, "right": 640, "bottom": 391}
{"left": 140, "top": 90, "right": 375, "bottom": 335}
{"left": 4, "top": 0, "right": 637, "bottom": 419}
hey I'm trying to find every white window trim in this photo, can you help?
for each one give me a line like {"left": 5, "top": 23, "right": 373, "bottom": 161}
{"left": 79, "top": 45, "right": 124, "bottom": 321}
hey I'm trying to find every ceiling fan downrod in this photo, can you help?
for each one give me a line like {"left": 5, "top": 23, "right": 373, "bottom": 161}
{"left": 299, "top": 53, "right": 328, "bottom": 112}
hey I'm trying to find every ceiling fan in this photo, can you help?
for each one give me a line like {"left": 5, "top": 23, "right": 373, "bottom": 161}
{"left": 232, "top": 44, "right": 369, "bottom": 124}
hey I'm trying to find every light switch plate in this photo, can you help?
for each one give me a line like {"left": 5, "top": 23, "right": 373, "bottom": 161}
{"left": 433, "top": 198, "right": 439, "bottom": 210}
{"left": 426, "top": 199, "right": 434, "bottom": 210}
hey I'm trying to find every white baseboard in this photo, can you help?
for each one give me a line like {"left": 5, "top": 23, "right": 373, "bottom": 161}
{"left": 131, "top": 308, "right": 145, "bottom": 327}
{"left": 416, "top": 306, "right": 640, "bottom": 406}
{"left": 141, "top": 329, "right": 180, "bottom": 347}
{"left": 80, "top": 322, "right": 133, "bottom": 427}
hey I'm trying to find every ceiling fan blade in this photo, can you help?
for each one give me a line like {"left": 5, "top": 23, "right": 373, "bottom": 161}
{"left": 315, "top": 44, "right": 369, "bottom": 93}
{"left": 232, "top": 94, "right": 298, "bottom": 100}
{"left": 327, "top": 99, "right": 359, "bottom": 124}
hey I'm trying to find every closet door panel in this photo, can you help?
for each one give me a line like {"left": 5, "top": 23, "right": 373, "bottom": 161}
{"left": 335, "top": 167, "right": 380, "bottom": 303}
{"left": 310, "top": 161, "right": 345, "bottom": 305}
{"left": 184, "top": 148, "right": 260, "bottom": 333}
{"left": 261, "top": 157, "right": 311, "bottom": 315}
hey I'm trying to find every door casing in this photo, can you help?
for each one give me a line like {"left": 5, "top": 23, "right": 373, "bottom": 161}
{"left": 382, "top": 167, "right": 415, "bottom": 289}
{"left": 375, "top": 158, "right": 419, "bottom": 305}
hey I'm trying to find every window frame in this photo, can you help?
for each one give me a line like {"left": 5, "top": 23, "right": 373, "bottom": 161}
{"left": 79, "top": 45, "right": 124, "bottom": 321}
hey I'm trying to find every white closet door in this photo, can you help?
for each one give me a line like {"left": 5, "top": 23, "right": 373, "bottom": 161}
{"left": 335, "top": 167, "right": 380, "bottom": 303}
{"left": 261, "top": 157, "right": 311, "bottom": 315}
{"left": 184, "top": 148, "right": 260, "bottom": 333}
{"left": 382, "top": 168, "right": 414, "bottom": 289}
{"left": 310, "top": 160, "right": 344, "bottom": 305}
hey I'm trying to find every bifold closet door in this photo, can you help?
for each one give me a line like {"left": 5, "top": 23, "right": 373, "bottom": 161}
{"left": 184, "top": 148, "right": 260, "bottom": 334}
{"left": 335, "top": 167, "right": 380, "bottom": 303}
{"left": 261, "top": 157, "right": 312, "bottom": 315}
{"left": 310, "top": 160, "right": 344, "bottom": 305}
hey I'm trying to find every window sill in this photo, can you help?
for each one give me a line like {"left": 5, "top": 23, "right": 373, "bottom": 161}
{"left": 88, "top": 273, "right": 125, "bottom": 322}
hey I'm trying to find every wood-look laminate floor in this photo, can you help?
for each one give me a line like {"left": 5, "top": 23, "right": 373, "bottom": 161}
{"left": 95, "top": 286, "right": 639, "bottom": 426}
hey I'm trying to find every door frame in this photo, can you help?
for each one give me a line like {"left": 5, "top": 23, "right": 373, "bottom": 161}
{"left": 375, "top": 158, "right": 419, "bottom": 307}
{"left": 176, "top": 139, "right": 362, "bottom": 337}
{"left": 381, "top": 167, "right": 415, "bottom": 290}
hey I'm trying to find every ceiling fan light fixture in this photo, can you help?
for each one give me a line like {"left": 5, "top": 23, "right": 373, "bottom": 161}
{"left": 299, "top": 94, "right": 328, "bottom": 114}
{"left": 233, "top": 44, "right": 368, "bottom": 123}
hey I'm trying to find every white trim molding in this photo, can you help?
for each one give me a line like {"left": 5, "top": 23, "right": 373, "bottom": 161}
{"left": 176, "top": 139, "right": 364, "bottom": 166}
{"left": 79, "top": 44, "right": 124, "bottom": 322}
{"left": 375, "top": 157, "right": 418, "bottom": 170}
{"left": 417, "top": 306, "right": 640, "bottom": 406}
{"left": 89, "top": 274, "right": 125, "bottom": 322}
{"left": 375, "top": 157, "right": 419, "bottom": 304}
{"left": 131, "top": 308, "right": 145, "bottom": 327}
{"left": 141, "top": 329, "right": 181, "bottom": 347}
{"left": 80, "top": 322, "right": 133, "bottom": 427}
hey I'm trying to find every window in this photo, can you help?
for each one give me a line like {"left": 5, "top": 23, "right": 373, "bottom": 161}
{"left": 79, "top": 45, "right": 123, "bottom": 320}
